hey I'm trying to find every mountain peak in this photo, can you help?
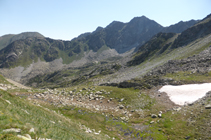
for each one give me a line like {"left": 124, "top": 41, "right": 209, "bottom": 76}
{"left": 129, "top": 15, "right": 149, "bottom": 22}
{"left": 106, "top": 20, "right": 124, "bottom": 28}
{"left": 95, "top": 26, "right": 103, "bottom": 32}
{"left": 0, "top": 32, "right": 44, "bottom": 50}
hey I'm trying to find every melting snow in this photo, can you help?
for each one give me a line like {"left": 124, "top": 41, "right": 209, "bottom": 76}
{"left": 159, "top": 83, "right": 211, "bottom": 105}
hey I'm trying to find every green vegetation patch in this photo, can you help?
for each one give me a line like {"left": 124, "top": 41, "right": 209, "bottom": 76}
{"left": 0, "top": 89, "right": 102, "bottom": 140}
{"left": 164, "top": 71, "right": 211, "bottom": 83}
{"left": 95, "top": 86, "right": 139, "bottom": 105}
{"left": 0, "top": 75, "right": 10, "bottom": 84}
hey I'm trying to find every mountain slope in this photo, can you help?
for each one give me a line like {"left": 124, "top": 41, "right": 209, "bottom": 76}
{"left": 127, "top": 32, "right": 177, "bottom": 66}
{"left": 0, "top": 32, "right": 44, "bottom": 50}
{"left": 0, "top": 16, "right": 200, "bottom": 84}
{"left": 171, "top": 14, "right": 211, "bottom": 49}
{"left": 0, "top": 75, "right": 109, "bottom": 140}
{"left": 128, "top": 14, "right": 211, "bottom": 67}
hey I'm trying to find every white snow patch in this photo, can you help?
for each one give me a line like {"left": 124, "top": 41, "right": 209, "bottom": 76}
{"left": 159, "top": 83, "right": 211, "bottom": 105}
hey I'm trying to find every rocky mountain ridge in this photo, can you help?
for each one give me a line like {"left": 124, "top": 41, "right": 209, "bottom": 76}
{"left": 0, "top": 32, "right": 44, "bottom": 50}
{"left": 0, "top": 15, "right": 201, "bottom": 84}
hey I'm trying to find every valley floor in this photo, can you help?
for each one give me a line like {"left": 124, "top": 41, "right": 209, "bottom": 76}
{"left": 1, "top": 74, "right": 211, "bottom": 139}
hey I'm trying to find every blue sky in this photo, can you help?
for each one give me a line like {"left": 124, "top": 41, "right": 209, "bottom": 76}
{"left": 0, "top": 0, "right": 210, "bottom": 40}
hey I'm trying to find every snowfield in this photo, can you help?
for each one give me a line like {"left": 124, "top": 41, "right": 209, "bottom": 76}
{"left": 159, "top": 83, "right": 211, "bottom": 105}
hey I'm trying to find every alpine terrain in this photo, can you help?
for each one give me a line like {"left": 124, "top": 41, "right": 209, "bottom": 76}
{"left": 0, "top": 14, "right": 211, "bottom": 140}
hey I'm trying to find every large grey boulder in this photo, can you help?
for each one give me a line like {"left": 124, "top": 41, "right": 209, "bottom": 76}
{"left": 205, "top": 104, "right": 211, "bottom": 109}
{"left": 151, "top": 114, "right": 157, "bottom": 118}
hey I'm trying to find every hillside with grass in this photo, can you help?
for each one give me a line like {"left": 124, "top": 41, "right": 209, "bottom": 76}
{"left": 0, "top": 14, "right": 211, "bottom": 140}
{"left": 1, "top": 69, "right": 211, "bottom": 140}
{"left": 0, "top": 32, "right": 44, "bottom": 51}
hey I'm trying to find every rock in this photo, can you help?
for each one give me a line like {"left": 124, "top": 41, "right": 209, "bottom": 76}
{"left": 151, "top": 114, "right": 157, "bottom": 118}
{"left": 173, "top": 107, "right": 181, "bottom": 111}
{"left": 119, "top": 105, "right": 124, "bottom": 109}
{"left": 119, "top": 98, "right": 124, "bottom": 102}
{"left": 205, "top": 104, "right": 211, "bottom": 109}
{"left": 94, "top": 130, "right": 101, "bottom": 135}
{"left": 185, "top": 136, "right": 191, "bottom": 139}
{"left": 188, "top": 103, "right": 194, "bottom": 106}
{"left": 130, "top": 110, "right": 135, "bottom": 112}
{"left": 29, "top": 128, "right": 35, "bottom": 133}
{"left": 150, "top": 121, "right": 154, "bottom": 124}
{"left": 3, "top": 128, "right": 21, "bottom": 133}
{"left": 120, "top": 117, "right": 125, "bottom": 120}
{"left": 158, "top": 113, "right": 162, "bottom": 118}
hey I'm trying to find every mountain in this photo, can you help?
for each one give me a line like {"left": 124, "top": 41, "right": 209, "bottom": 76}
{"left": 171, "top": 14, "right": 211, "bottom": 49}
{"left": 0, "top": 16, "right": 198, "bottom": 68}
{"left": 0, "top": 32, "right": 44, "bottom": 50}
{"left": 128, "top": 14, "right": 211, "bottom": 66}
{"left": 162, "top": 19, "right": 199, "bottom": 33}
{"left": 1, "top": 14, "right": 211, "bottom": 140}
{"left": 25, "top": 14, "right": 211, "bottom": 88}
{"left": 0, "top": 16, "right": 199, "bottom": 84}
{"left": 76, "top": 16, "right": 198, "bottom": 54}
{"left": 94, "top": 16, "right": 163, "bottom": 53}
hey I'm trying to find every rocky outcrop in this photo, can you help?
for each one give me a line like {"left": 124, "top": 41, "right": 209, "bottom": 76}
{"left": 147, "top": 46, "right": 211, "bottom": 76}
